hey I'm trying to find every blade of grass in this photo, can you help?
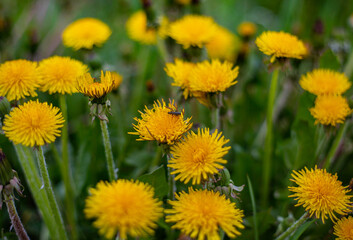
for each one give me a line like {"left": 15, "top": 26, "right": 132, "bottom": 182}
{"left": 247, "top": 175, "right": 259, "bottom": 240}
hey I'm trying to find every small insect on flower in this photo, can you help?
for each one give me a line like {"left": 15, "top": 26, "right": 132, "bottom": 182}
{"left": 167, "top": 99, "right": 183, "bottom": 116}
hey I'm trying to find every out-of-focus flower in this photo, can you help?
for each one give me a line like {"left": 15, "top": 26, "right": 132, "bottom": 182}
{"left": 237, "top": 21, "right": 257, "bottom": 38}
{"left": 0, "top": 60, "right": 39, "bottom": 101}
{"left": 85, "top": 179, "right": 163, "bottom": 239}
{"left": 38, "top": 56, "right": 88, "bottom": 94}
{"left": 255, "top": 31, "right": 307, "bottom": 63}
{"left": 189, "top": 59, "right": 239, "bottom": 93}
{"left": 206, "top": 25, "right": 241, "bottom": 61}
{"left": 310, "top": 95, "right": 352, "bottom": 126}
{"left": 126, "top": 10, "right": 157, "bottom": 45}
{"left": 168, "top": 15, "right": 217, "bottom": 49}
{"left": 62, "top": 18, "right": 112, "bottom": 50}
{"left": 165, "top": 59, "right": 195, "bottom": 99}
{"left": 300, "top": 69, "right": 351, "bottom": 95}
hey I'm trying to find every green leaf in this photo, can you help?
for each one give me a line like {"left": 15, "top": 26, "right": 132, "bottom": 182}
{"left": 319, "top": 49, "right": 341, "bottom": 70}
{"left": 289, "top": 220, "right": 315, "bottom": 240}
{"left": 138, "top": 165, "right": 168, "bottom": 198}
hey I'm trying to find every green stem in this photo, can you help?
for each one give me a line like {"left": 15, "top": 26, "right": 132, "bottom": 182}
{"left": 275, "top": 212, "right": 309, "bottom": 240}
{"left": 59, "top": 94, "right": 78, "bottom": 240}
{"left": 344, "top": 48, "right": 353, "bottom": 77}
{"left": 262, "top": 68, "right": 279, "bottom": 207}
{"left": 324, "top": 123, "right": 347, "bottom": 170}
{"left": 14, "top": 144, "right": 59, "bottom": 239}
{"left": 212, "top": 93, "right": 223, "bottom": 130}
{"left": 100, "top": 120, "right": 117, "bottom": 181}
{"left": 4, "top": 194, "right": 30, "bottom": 240}
{"left": 166, "top": 153, "right": 175, "bottom": 200}
{"left": 36, "top": 146, "right": 68, "bottom": 240}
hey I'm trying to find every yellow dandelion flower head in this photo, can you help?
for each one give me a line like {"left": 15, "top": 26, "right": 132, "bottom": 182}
{"left": 0, "top": 59, "right": 40, "bottom": 101}
{"left": 300, "top": 69, "right": 351, "bottom": 95}
{"left": 288, "top": 166, "right": 353, "bottom": 223}
{"left": 333, "top": 216, "right": 353, "bottom": 240}
{"left": 85, "top": 179, "right": 163, "bottom": 239}
{"left": 168, "top": 15, "right": 217, "bottom": 49}
{"left": 3, "top": 100, "right": 64, "bottom": 147}
{"left": 310, "top": 95, "right": 352, "bottom": 126}
{"left": 126, "top": 10, "right": 157, "bottom": 45}
{"left": 38, "top": 56, "right": 88, "bottom": 94}
{"left": 165, "top": 59, "right": 195, "bottom": 99}
{"left": 129, "top": 99, "right": 192, "bottom": 145}
{"left": 189, "top": 59, "right": 239, "bottom": 93}
{"left": 237, "top": 21, "right": 257, "bottom": 37}
{"left": 175, "top": 0, "right": 191, "bottom": 5}
{"left": 168, "top": 128, "right": 230, "bottom": 185}
{"left": 165, "top": 188, "right": 245, "bottom": 240}
{"left": 255, "top": 31, "right": 307, "bottom": 63}
{"left": 77, "top": 71, "right": 117, "bottom": 99}
{"left": 206, "top": 25, "right": 241, "bottom": 61}
{"left": 62, "top": 18, "right": 112, "bottom": 50}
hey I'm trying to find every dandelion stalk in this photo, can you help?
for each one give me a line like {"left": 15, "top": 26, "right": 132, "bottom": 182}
{"left": 36, "top": 146, "right": 68, "bottom": 240}
{"left": 262, "top": 68, "right": 279, "bottom": 207}
{"left": 212, "top": 93, "right": 223, "bottom": 130}
{"left": 100, "top": 119, "right": 117, "bottom": 181}
{"left": 275, "top": 212, "right": 310, "bottom": 240}
{"left": 59, "top": 94, "right": 78, "bottom": 240}
{"left": 166, "top": 152, "right": 176, "bottom": 201}
{"left": 4, "top": 194, "right": 30, "bottom": 240}
{"left": 14, "top": 144, "right": 59, "bottom": 239}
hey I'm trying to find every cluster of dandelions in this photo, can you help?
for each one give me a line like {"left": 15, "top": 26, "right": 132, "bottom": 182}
{"left": 127, "top": 99, "right": 245, "bottom": 240}
{"left": 300, "top": 69, "right": 352, "bottom": 126}
{"left": 126, "top": 12, "right": 252, "bottom": 62}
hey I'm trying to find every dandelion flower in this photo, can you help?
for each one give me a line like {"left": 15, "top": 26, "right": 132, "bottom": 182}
{"left": 129, "top": 99, "right": 192, "bottom": 145}
{"left": 333, "top": 216, "right": 353, "bottom": 240}
{"left": 300, "top": 69, "right": 351, "bottom": 95}
{"left": 255, "top": 31, "right": 307, "bottom": 63}
{"left": 189, "top": 59, "right": 239, "bottom": 93}
{"left": 310, "top": 95, "right": 352, "bottom": 126}
{"left": 77, "top": 71, "right": 118, "bottom": 99}
{"left": 176, "top": 0, "right": 191, "bottom": 5}
{"left": 289, "top": 166, "right": 352, "bottom": 223}
{"left": 165, "top": 59, "right": 195, "bottom": 99}
{"left": 168, "top": 15, "right": 217, "bottom": 49}
{"left": 85, "top": 179, "right": 163, "bottom": 239}
{"left": 166, "top": 188, "right": 244, "bottom": 240}
{"left": 206, "top": 25, "right": 241, "bottom": 61}
{"left": 168, "top": 128, "right": 230, "bottom": 185}
{"left": 237, "top": 21, "right": 257, "bottom": 37}
{"left": 38, "top": 56, "right": 88, "bottom": 94}
{"left": 126, "top": 11, "right": 157, "bottom": 45}
{"left": 62, "top": 18, "right": 112, "bottom": 50}
{"left": 0, "top": 59, "right": 40, "bottom": 101}
{"left": 3, "top": 100, "right": 64, "bottom": 147}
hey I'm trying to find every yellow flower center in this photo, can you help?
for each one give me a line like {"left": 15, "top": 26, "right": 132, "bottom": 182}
{"left": 193, "top": 148, "right": 207, "bottom": 164}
